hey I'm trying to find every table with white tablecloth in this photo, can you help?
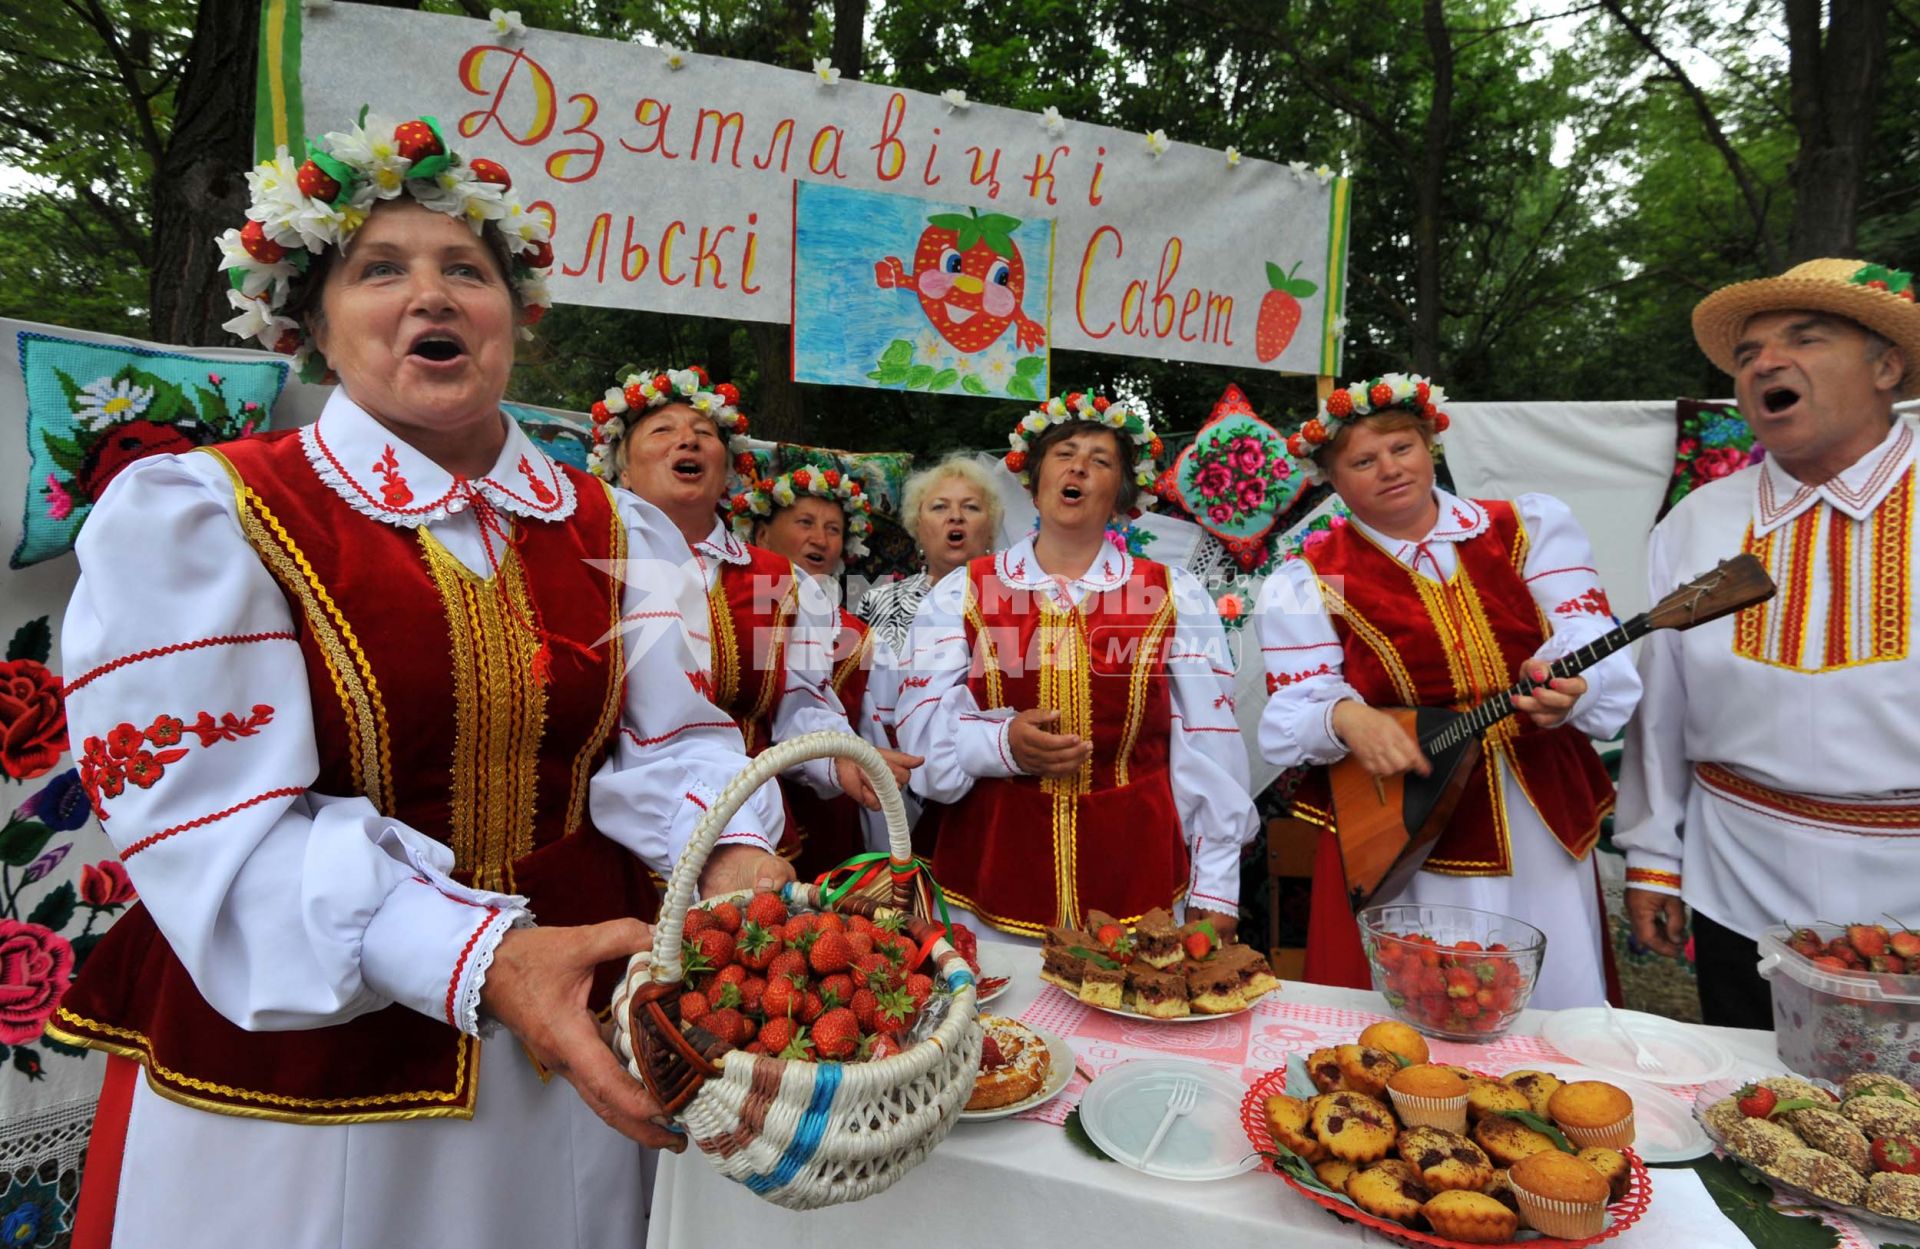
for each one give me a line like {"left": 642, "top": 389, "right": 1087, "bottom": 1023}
{"left": 647, "top": 950, "right": 1814, "bottom": 1248}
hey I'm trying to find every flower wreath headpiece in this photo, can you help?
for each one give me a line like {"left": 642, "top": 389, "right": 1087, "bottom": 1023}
{"left": 727, "top": 465, "right": 874, "bottom": 559}
{"left": 585, "top": 366, "right": 751, "bottom": 478}
{"left": 217, "top": 111, "right": 554, "bottom": 382}
{"left": 1004, "top": 390, "right": 1162, "bottom": 490}
{"left": 1284, "top": 372, "right": 1451, "bottom": 482}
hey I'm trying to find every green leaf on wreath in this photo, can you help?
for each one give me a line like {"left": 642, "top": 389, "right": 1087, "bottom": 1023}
{"left": 0, "top": 820, "right": 54, "bottom": 867}
{"left": 27, "top": 881, "right": 76, "bottom": 932}
{"left": 1692, "top": 1154, "right": 1840, "bottom": 1249}
{"left": 960, "top": 374, "right": 992, "bottom": 396}
{"left": 1063, "top": 1106, "right": 1116, "bottom": 1163}
{"left": 7, "top": 617, "right": 51, "bottom": 664}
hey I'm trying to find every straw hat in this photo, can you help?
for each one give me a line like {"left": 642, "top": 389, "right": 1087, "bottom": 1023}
{"left": 1692, "top": 259, "right": 1920, "bottom": 398}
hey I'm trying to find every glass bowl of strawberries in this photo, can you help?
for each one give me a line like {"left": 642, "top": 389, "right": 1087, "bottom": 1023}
{"left": 1358, "top": 903, "right": 1545, "bottom": 1042}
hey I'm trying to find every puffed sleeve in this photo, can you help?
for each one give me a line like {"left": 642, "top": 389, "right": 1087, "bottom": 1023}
{"left": 1514, "top": 493, "right": 1642, "bottom": 739}
{"left": 893, "top": 567, "right": 1022, "bottom": 802}
{"left": 589, "top": 493, "right": 788, "bottom": 870}
{"left": 1610, "top": 523, "right": 1687, "bottom": 896}
{"left": 1164, "top": 568, "right": 1259, "bottom": 916}
{"left": 751, "top": 569, "right": 857, "bottom": 798}
{"left": 62, "top": 453, "right": 526, "bottom": 1038}
{"left": 1254, "top": 555, "right": 1364, "bottom": 767}
{"left": 852, "top": 629, "right": 915, "bottom": 852}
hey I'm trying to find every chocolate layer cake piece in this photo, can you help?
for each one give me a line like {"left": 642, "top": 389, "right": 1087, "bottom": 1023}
{"left": 1214, "top": 942, "right": 1280, "bottom": 997}
{"left": 1040, "top": 943, "right": 1089, "bottom": 993}
{"left": 1133, "top": 907, "right": 1183, "bottom": 969}
{"left": 1184, "top": 958, "right": 1247, "bottom": 1014}
{"left": 1077, "top": 960, "right": 1127, "bottom": 1008}
{"left": 1126, "top": 964, "right": 1190, "bottom": 1018}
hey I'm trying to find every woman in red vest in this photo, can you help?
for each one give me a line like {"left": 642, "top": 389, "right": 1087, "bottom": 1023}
{"left": 53, "top": 115, "right": 785, "bottom": 1248}
{"left": 591, "top": 372, "right": 914, "bottom": 851}
{"left": 1254, "top": 374, "right": 1641, "bottom": 1008}
{"left": 896, "top": 392, "right": 1258, "bottom": 941}
{"left": 730, "top": 465, "right": 915, "bottom": 880}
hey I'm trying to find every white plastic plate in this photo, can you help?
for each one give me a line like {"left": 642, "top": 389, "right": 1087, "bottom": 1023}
{"left": 1078, "top": 1059, "right": 1262, "bottom": 1180}
{"left": 1542, "top": 1007, "right": 1737, "bottom": 1086}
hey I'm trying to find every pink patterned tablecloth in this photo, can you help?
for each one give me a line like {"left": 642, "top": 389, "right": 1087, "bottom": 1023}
{"left": 1015, "top": 983, "right": 1885, "bottom": 1249}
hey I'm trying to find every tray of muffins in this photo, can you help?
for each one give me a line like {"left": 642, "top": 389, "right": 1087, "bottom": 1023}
{"left": 1038, "top": 908, "right": 1280, "bottom": 1020}
{"left": 1695, "top": 1070, "right": 1920, "bottom": 1236}
{"left": 1238, "top": 1021, "right": 1651, "bottom": 1245}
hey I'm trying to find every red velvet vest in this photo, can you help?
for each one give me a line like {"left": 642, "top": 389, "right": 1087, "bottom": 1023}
{"left": 784, "top": 609, "right": 876, "bottom": 882}
{"left": 929, "top": 556, "right": 1186, "bottom": 935}
{"left": 53, "top": 430, "right": 652, "bottom": 1123}
{"left": 708, "top": 548, "right": 801, "bottom": 756}
{"left": 1287, "top": 502, "right": 1615, "bottom": 874}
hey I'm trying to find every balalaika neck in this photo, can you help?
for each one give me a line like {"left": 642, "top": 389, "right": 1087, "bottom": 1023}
{"left": 1418, "top": 612, "right": 1652, "bottom": 755}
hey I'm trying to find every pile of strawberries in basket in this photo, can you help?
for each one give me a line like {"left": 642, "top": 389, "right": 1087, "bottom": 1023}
{"left": 675, "top": 890, "right": 976, "bottom": 1063}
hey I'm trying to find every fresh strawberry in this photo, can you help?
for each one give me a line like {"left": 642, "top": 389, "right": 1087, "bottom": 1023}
{"left": 1848, "top": 924, "right": 1890, "bottom": 958}
{"left": 875, "top": 932, "right": 916, "bottom": 968}
{"left": 1870, "top": 1134, "right": 1920, "bottom": 1174}
{"left": 736, "top": 921, "right": 783, "bottom": 971}
{"left": 782, "top": 914, "right": 818, "bottom": 944}
{"left": 758, "top": 1016, "right": 800, "bottom": 1056}
{"left": 1095, "top": 922, "right": 1132, "bottom": 951}
{"left": 767, "top": 950, "right": 809, "bottom": 985}
{"left": 1891, "top": 929, "right": 1920, "bottom": 959}
{"left": 874, "top": 987, "right": 916, "bottom": 1034}
{"left": 1736, "top": 1083, "right": 1778, "bottom": 1119}
{"left": 850, "top": 987, "right": 881, "bottom": 1031}
{"left": 904, "top": 973, "right": 934, "bottom": 1011}
{"left": 1788, "top": 928, "right": 1825, "bottom": 959}
{"left": 874, "top": 910, "right": 909, "bottom": 935}
{"left": 846, "top": 931, "right": 875, "bottom": 959}
{"left": 709, "top": 980, "right": 743, "bottom": 1011}
{"left": 1444, "top": 968, "right": 1478, "bottom": 999}
{"left": 704, "top": 1007, "right": 749, "bottom": 1048}
{"left": 1872, "top": 954, "right": 1906, "bottom": 974}
{"left": 815, "top": 912, "right": 846, "bottom": 936}
{"left": 854, "top": 953, "right": 898, "bottom": 991}
{"left": 762, "top": 973, "right": 805, "bottom": 1019}
{"left": 737, "top": 976, "right": 766, "bottom": 1016}
{"left": 812, "top": 1007, "right": 860, "bottom": 1060}
{"left": 1811, "top": 955, "right": 1853, "bottom": 971}
{"left": 712, "top": 963, "right": 747, "bottom": 990}
{"left": 847, "top": 914, "right": 875, "bottom": 936}
{"left": 819, "top": 973, "right": 855, "bottom": 1009}
{"left": 683, "top": 908, "right": 716, "bottom": 939}
{"left": 798, "top": 990, "right": 826, "bottom": 1025}
{"left": 708, "top": 900, "right": 742, "bottom": 934}
{"left": 677, "top": 990, "right": 710, "bottom": 1026}
{"left": 1183, "top": 931, "right": 1214, "bottom": 961}
{"left": 785, "top": 923, "right": 822, "bottom": 959}
{"left": 744, "top": 891, "right": 789, "bottom": 930}
{"left": 691, "top": 928, "right": 733, "bottom": 966}
{"left": 1254, "top": 260, "right": 1318, "bottom": 362}
{"left": 810, "top": 931, "right": 855, "bottom": 975}
{"left": 867, "top": 1033, "right": 904, "bottom": 1061}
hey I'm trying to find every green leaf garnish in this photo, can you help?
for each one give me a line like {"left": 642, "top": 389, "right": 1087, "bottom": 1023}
{"left": 1493, "top": 1108, "right": 1577, "bottom": 1154}
{"left": 1765, "top": 1097, "right": 1824, "bottom": 1118}
{"left": 1691, "top": 1154, "right": 1841, "bottom": 1249}
{"left": 1064, "top": 1106, "right": 1116, "bottom": 1163}
{"left": 1259, "top": 1145, "right": 1339, "bottom": 1194}
{"left": 1066, "top": 944, "right": 1122, "bottom": 971}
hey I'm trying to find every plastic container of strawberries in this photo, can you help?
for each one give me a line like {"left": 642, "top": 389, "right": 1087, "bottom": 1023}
{"left": 1759, "top": 924, "right": 1920, "bottom": 1085}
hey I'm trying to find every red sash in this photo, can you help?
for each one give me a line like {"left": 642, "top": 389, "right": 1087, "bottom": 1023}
{"left": 928, "top": 556, "right": 1187, "bottom": 935}
{"left": 53, "top": 430, "right": 649, "bottom": 1122}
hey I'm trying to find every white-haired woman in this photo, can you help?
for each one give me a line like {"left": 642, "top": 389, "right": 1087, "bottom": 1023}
{"left": 857, "top": 454, "right": 1001, "bottom": 654}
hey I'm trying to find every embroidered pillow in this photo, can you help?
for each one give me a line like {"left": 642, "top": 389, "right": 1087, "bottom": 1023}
{"left": 1657, "top": 398, "right": 1762, "bottom": 523}
{"left": 502, "top": 401, "right": 592, "bottom": 473}
{"left": 12, "top": 332, "right": 288, "bottom": 568}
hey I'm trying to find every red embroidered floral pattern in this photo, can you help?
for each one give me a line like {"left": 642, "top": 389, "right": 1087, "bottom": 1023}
{"left": 80, "top": 703, "right": 276, "bottom": 820}
{"left": 372, "top": 445, "right": 414, "bottom": 507}
{"left": 900, "top": 675, "right": 933, "bottom": 690}
{"left": 686, "top": 669, "right": 715, "bottom": 700}
{"left": 1553, "top": 588, "right": 1612, "bottom": 617}
{"left": 518, "top": 455, "right": 556, "bottom": 504}
{"left": 1214, "top": 693, "right": 1237, "bottom": 713}
{"left": 1266, "top": 663, "right": 1333, "bottom": 694}
{"left": 1451, "top": 505, "right": 1475, "bottom": 529}
{"left": 1009, "top": 557, "right": 1028, "bottom": 580}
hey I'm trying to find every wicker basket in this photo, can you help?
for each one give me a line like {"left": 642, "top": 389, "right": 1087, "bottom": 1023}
{"left": 610, "top": 730, "right": 983, "bottom": 1210}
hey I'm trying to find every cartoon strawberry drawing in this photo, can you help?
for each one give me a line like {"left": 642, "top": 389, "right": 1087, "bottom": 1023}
{"left": 874, "top": 207, "right": 1046, "bottom": 353}
{"left": 1254, "top": 261, "right": 1319, "bottom": 362}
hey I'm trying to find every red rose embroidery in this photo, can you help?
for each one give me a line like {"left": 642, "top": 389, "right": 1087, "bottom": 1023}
{"left": 0, "top": 920, "right": 74, "bottom": 1045}
{"left": 80, "top": 859, "right": 138, "bottom": 908}
{"left": 372, "top": 445, "right": 415, "bottom": 507}
{"left": 79, "top": 703, "right": 273, "bottom": 820}
{"left": 76, "top": 420, "right": 197, "bottom": 503}
{"left": 1554, "top": 588, "right": 1613, "bottom": 618}
{"left": 518, "top": 456, "right": 556, "bottom": 505}
{"left": 0, "top": 658, "right": 67, "bottom": 782}
{"left": 1695, "top": 447, "right": 1749, "bottom": 480}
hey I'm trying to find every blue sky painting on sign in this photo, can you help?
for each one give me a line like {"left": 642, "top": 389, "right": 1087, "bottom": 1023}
{"left": 792, "top": 182, "right": 1052, "bottom": 401}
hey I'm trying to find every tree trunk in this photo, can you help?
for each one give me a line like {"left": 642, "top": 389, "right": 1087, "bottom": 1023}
{"left": 147, "top": 0, "right": 260, "bottom": 344}
{"left": 832, "top": 0, "right": 865, "bottom": 82}
{"left": 1412, "top": 0, "right": 1453, "bottom": 376}
{"left": 747, "top": 322, "right": 806, "bottom": 442}
{"left": 1785, "top": 0, "right": 1888, "bottom": 262}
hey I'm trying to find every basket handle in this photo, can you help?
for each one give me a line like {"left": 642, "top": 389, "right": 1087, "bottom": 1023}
{"left": 650, "top": 729, "right": 911, "bottom": 986}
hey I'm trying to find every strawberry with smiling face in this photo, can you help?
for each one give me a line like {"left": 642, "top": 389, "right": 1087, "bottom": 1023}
{"left": 875, "top": 207, "right": 1046, "bottom": 353}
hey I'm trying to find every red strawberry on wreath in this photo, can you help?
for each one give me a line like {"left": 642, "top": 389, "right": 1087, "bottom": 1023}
{"left": 1254, "top": 260, "right": 1319, "bottom": 362}
{"left": 875, "top": 206, "right": 1046, "bottom": 353}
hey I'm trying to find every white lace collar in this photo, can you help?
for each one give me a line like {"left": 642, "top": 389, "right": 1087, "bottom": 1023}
{"left": 1753, "top": 420, "right": 1915, "bottom": 536}
{"left": 1348, "top": 488, "right": 1489, "bottom": 567}
{"left": 692, "top": 519, "right": 753, "bottom": 567}
{"left": 300, "top": 389, "right": 577, "bottom": 526}
{"left": 994, "top": 535, "right": 1134, "bottom": 604}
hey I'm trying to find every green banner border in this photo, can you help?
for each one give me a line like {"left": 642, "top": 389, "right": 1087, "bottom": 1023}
{"left": 253, "top": 0, "right": 305, "bottom": 163}
{"left": 1319, "top": 175, "right": 1351, "bottom": 377}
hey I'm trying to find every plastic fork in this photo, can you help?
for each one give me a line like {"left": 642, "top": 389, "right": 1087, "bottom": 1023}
{"left": 1139, "top": 1079, "right": 1200, "bottom": 1166}
{"left": 1604, "top": 1001, "right": 1664, "bottom": 1074}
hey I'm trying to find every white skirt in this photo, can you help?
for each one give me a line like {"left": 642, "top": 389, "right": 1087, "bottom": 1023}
{"left": 104, "top": 1036, "right": 651, "bottom": 1249}
{"left": 1393, "top": 756, "right": 1609, "bottom": 1012}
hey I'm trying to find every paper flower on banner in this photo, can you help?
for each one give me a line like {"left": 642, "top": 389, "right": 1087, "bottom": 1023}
{"left": 661, "top": 43, "right": 686, "bottom": 69}
{"left": 1225, "top": 146, "right": 1242, "bottom": 167}
{"left": 1040, "top": 106, "right": 1066, "bottom": 136}
{"left": 1314, "top": 164, "right": 1335, "bottom": 184}
{"left": 1145, "top": 129, "right": 1170, "bottom": 158}
{"left": 941, "top": 88, "right": 970, "bottom": 111}
{"left": 814, "top": 58, "right": 841, "bottom": 85}
{"left": 1287, "top": 160, "right": 1310, "bottom": 180}
{"left": 1331, "top": 313, "right": 1349, "bottom": 336}
{"left": 488, "top": 8, "right": 524, "bottom": 37}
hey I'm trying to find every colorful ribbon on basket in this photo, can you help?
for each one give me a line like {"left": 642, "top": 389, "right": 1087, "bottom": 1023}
{"left": 813, "top": 852, "right": 952, "bottom": 929}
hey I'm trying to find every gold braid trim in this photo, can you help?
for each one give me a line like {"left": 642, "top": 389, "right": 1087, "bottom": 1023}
{"left": 832, "top": 621, "right": 877, "bottom": 695}
{"left": 1115, "top": 587, "right": 1177, "bottom": 788}
{"left": 44, "top": 1006, "right": 477, "bottom": 1124}
{"left": 708, "top": 575, "right": 740, "bottom": 714}
{"left": 203, "top": 448, "right": 391, "bottom": 812}
{"left": 962, "top": 574, "right": 1004, "bottom": 708}
{"left": 1315, "top": 579, "right": 1417, "bottom": 704}
{"left": 564, "top": 484, "right": 628, "bottom": 836}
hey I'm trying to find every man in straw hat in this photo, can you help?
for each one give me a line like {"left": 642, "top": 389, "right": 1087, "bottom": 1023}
{"left": 1616, "top": 259, "right": 1920, "bottom": 1028}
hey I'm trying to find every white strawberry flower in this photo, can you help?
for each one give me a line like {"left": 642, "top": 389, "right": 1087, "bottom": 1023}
{"left": 458, "top": 183, "right": 509, "bottom": 233}
{"left": 603, "top": 386, "right": 629, "bottom": 414}
{"left": 941, "top": 88, "right": 970, "bottom": 111}
{"left": 1145, "top": 129, "right": 1170, "bottom": 158}
{"left": 1314, "top": 164, "right": 1334, "bottom": 184}
{"left": 1040, "top": 106, "right": 1066, "bottom": 136}
{"left": 1287, "top": 160, "right": 1310, "bottom": 180}
{"left": 246, "top": 149, "right": 302, "bottom": 202}
{"left": 1225, "top": 146, "right": 1242, "bottom": 166}
{"left": 322, "top": 117, "right": 411, "bottom": 199}
{"left": 1045, "top": 398, "right": 1067, "bottom": 417}
{"left": 214, "top": 228, "right": 299, "bottom": 302}
{"left": 661, "top": 42, "right": 686, "bottom": 69}
{"left": 489, "top": 8, "right": 525, "bottom": 38}
{"left": 221, "top": 289, "right": 297, "bottom": 351}
{"left": 814, "top": 58, "right": 841, "bottom": 86}
{"left": 513, "top": 270, "right": 549, "bottom": 309}
{"left": 772, "top": 479, "right": 797, "bottom": 507}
